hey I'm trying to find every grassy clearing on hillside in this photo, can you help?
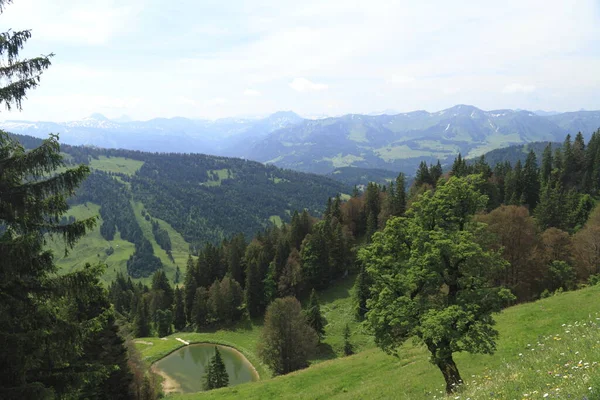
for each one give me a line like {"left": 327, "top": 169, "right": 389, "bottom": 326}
{"left": 323, "top": 153, "right": 365, "bottom": 168}
{"left": 167, "top": 284, "right": 600, "bottom": 399}
{"left": 49, "top": 203, "right": 135, "bottom": 283}
{"left": 269, "top": 215, "right": 283, "bottom": 227}
{"left": 51, "top": 200, "right": 191, "bottom": 285}
{"left": 137, "top": 276, "right": 366, "bottom": 388}
{"left": 89, "top": 156, "right": 144, "bottom": 175}
{"left": 130, "top": 201, "right": 190, "bottom": 283}
{"left": 201, "top": 169, "right": 232, "bottom": 186}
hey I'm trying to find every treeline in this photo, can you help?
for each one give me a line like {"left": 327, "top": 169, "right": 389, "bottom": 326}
{"left": 109, "top": 173, "right": 411, "bottom": 335}
{"left": 75, "top": 171, "right": 163, "bottom": 277}
{"left": 355, "top": 129, "right": 600, "bottom": 307}
{"left": 52, "top": 143, "right": 351, "bottom": 247}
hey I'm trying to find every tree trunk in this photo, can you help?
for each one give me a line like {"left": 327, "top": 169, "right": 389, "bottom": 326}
{"left": 436, "top": 355, "right": 463, "bottom": 394}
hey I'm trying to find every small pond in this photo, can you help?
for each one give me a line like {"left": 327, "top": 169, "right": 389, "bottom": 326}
{"left": 153, "top": 343, "right": 259, "bottom": 393}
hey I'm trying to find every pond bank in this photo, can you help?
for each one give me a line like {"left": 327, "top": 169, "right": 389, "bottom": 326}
{"left": 152, "top": 342, "right": 260, "bottom": 394}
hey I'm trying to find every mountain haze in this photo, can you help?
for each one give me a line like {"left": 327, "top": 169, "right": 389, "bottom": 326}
{"left": 3, "top": 106, "right": 600, "bottom": 175}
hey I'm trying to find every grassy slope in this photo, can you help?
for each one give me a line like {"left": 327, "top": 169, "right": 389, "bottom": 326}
{"left": 137, "top": 276, "right": 365, "bottom": 379}
{"left": 52, "top": 156, "right": 191, "bottom": 284}
{"left": 89, "top": 156, "right": 144, "bottom": 175}
{"left": 48, "top": 203, "right": 135, "bottom": 283}
{"left": 164, "top": 284, "right": 600, "bottom": 400}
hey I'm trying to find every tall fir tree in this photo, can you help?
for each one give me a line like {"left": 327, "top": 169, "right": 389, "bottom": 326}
{"left": 522, "top": 151, "right": 541, "bottom": 210}
{"left": 203, "top": 347, "right": 229, "bottom": 390}
{"left": 394, "top": 172, "right": 407, "bottom": 216}
{"left": 305, "top": 289, "right": 326, "bottom": 340}
{"left": 173, "top": 287, "right": 186, "bottom": 331}
{"left": 134, "top": 297, "right": 151, "bottom": 337}
{"left": 540, "top": 143, "right": 553, "bottom": 185}
{"left": 343, "top": 324, "right": 354, "bottom": 356}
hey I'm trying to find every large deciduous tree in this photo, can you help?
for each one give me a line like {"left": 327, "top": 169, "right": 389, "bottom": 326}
{"left": 257, "top": 297, "right": 318, "bottom": 375}
{"left": 360, "top": 175, "right": 513, "bottom": 393}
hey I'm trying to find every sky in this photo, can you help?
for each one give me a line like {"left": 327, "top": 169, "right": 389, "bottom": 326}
{"left": 1, "top": 0, "right": 600, "bottom": 121}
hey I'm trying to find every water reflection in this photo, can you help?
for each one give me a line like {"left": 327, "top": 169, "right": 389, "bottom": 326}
{"left": 154, "top": 343, "right": 258, "bottom": 393}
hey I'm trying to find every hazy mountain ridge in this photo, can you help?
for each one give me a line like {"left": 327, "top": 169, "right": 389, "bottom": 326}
{"left": 245, "top": 105, "right": 600, "bottom": 174}
{"left": 1, "top": 111, "right": 304, "bottom": 155}
{"left": 3, "top": 105, "right": 600, "bottom": 175}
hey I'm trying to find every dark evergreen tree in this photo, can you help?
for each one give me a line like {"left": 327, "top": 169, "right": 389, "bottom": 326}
{"left": 155, "top": 309, "right": 173, "bottom": 337}
{"left": 305, "top": 289, "right": 326, "bottom": 340}
{"left": 430, "top": 160, "right": 443, "bottom": 184}
{"left": 353, "top": 266, "right": 370, "bottom": 321}
{"left": 203, "top": 347, "right": 229, "bottom": 390}
{"left": 134, "top": 297, "right": 151, "bottom": 337}
{"left": 0, "top": 25, "right": 113, "bottom": 392}
{"left": 173, "top": 287, "right": 186, "bottom": 331}
{"left": 183, "top": 255, "right": 198, "bottom": 323}
{"left": 394, "top": 172, "right": 407, "bottom": 216}
{"left": 522, "top": 151, "right": 540, "bottom": 210}
{"left": 192, "top": 287, "right": 209, "bottom": 329}
{"left": 540, "top": 143, "right": 553, "bottom": 185}
{"left": 416, "top": 160, "right": 433, "bottom": 184}
{"left": 343, "top": 324, "right": 354, "bottom": 356}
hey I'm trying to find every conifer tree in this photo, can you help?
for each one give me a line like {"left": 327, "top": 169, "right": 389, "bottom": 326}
{"left": 183, "top": 255, "right": 198, "bottom": 322}
{"left": 353, "top": 266, "right": 370, "bottom": 321}
{"left": 0, "top": 5, "right": 111, "bottom": 393}
{"left": 305, "top": 289, "right": 326, "bottom": 340}
{"left": 343, "top": 324, "right": 354, "bottom": 356}
{"left": 156, "top": 309, "right": 173, "bottom": 337}
{"left": 562, "top": 134, "right": 575, "bottom": 187}
{"left": 173, "top": 287, "right": 186, "bottom": 331}
{"left": 522, "top": 151, "right": 540, "bottom": 210}
{"left": 203, "top": 347, "right": 229, "bottom": 390}
{"left": 416, "top": 160, "right": 433, "bottom": 184}
{"left": 134, "top": 297, "right": 152, "bottom": 337}
{"left": 540, "top": 143, "right": 553, "bottom": 185}
{"left": 430, "top": 160, "right": 443, "bottom": 184}
{"left": 394, "top": 172, "right": 407, "bottom": 216}
{"left": 192, "top": 287, "right": 209, "bottom": 329}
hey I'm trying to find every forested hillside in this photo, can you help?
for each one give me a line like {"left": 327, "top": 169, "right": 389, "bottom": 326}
{"left": 11, "top": 133, "right": 350, "bottom": 279}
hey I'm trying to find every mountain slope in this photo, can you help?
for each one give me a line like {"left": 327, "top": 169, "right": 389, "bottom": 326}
{"left": 12, "top": 134, "right": 349, "bottom": 281}
{"left": 165, "top": 284, "right": 600, "bottom": 399}
{"left": 245, "top": 105, "right": 600, "bottom": 174}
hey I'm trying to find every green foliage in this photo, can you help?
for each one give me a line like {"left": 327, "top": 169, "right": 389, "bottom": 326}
{"left": 343, "top": 324, "right": 353, "bottom": 356}
{"left": 546, "top": 260, "right": 576, "bottom": 292}
{"left": 353, "top": 267, "right": 369, "bottom": 321}
{"left": 155, "top": 309, "right": 173, "bottom": 337}
{"left": 360, "top": 175, "right": 513, "bottom": 393}
{"left": 258, "top": 297, "right": 318, "bottom": 375}
{"left": 134, "top": 297, "right": 151, "bottom": 337}
{"left": 173, "top": 287, "right": 186, "bottom": 331}
{"left": 305, "top": 289, "right": 326, "bottom": 340}
{"left": 203, "top": 347, "right": 229, "bottom": 391}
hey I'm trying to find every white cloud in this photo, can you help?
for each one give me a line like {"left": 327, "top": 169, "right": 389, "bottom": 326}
{"left": 3, "top": 0, "right": 140, "bottom": 46}
{"left": 502, "top": 83, "right": 537, "bottom": 94}
{"left": 244, "top": 89, "right": 262, "bottom": 97}
{"left": 289, "top": 78, "right": 329, "bottom": 92}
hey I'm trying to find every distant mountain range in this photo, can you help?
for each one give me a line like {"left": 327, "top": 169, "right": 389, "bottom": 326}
{"left": 0, "top": 111, "right": 304, "bottom": 156}
{"left": 243, "top": 105, "right": 600, "bottom": 173}
{"left": 3, "top": 105, "right": 600, "bottom": 175}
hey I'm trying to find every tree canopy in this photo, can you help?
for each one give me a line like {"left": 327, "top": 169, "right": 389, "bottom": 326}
{"left": 360, "top": 175, "right": 513, "bottom": 393}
